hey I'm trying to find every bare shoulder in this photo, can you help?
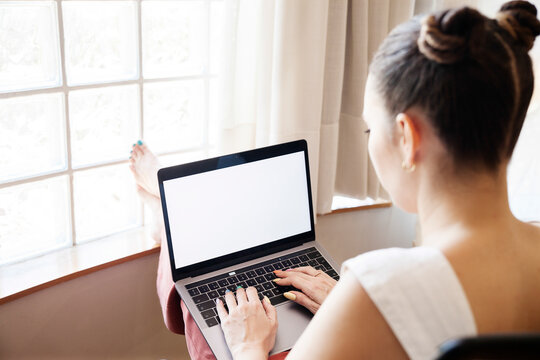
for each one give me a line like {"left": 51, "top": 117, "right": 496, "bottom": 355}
{"left": 286, "top": 270, "right": 408, "bottom": 360}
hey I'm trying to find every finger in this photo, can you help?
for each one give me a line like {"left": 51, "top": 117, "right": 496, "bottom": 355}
{"left": 216, "top": 298, "right": 228, "bottom": 321}
{"left": 284, "top": 291, "right": 319, "bottom": 314}
{"left": 225, "top": 290, "right": 237, "bottom": 310}
{"left": 289, "top": 266, "right": 319, "bottom": 276}
{"left": 261, "top": 296, "right": 277, "bottom": 322}
{"left": 235, "top": 286, "right": 247, "bottom": 305}
{"left": 245, "top": 287, "right": 259, "bottom": 303}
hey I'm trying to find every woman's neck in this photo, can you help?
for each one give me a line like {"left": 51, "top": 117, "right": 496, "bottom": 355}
{"left": 417, "top": 167, "right": 516, "bottom": 246}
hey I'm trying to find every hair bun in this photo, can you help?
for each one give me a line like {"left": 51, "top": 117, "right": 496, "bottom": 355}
{"left": 497, "top": 1, "right": 540, "bottom": 50}
{"left": 418, "top": 7, "right": 485, "bottom": 64}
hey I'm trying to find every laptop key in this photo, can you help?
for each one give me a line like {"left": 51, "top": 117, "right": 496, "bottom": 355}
{"left": 218, "top": 288, "right": 227, "bottom": 296}
{"left": 255, "top": 285, "right": 264, "bottom": 292}
{"left": 237, "top": 281, "right": 247, "bottom": 288}
{"left": 290, "top": 257, "right": 301, "bottom": 264}
{"left": 273, "top": 262, "right": 284, "bottom": 270}
{"left": 236, "top": 273, "right": 248, "bottom": 281}
{"left": 246, "top": 271, "right": 257, "bottom": 278}
{"left": 308, "top": 259, "right": 318, "bottom": 267}
{"left": 198, "top": 285, "right": 210, "bottom": 293}
{"left": 317, "top": 258, "right": 329, "bottom": 265}
{"left": 206, "top": 317, "right": 219, "bottom": 328}
{"left": 272, "top": 288, "right": 283, "bottom": 296}
{"left": 197, "top": 300, "right": 215, "bottom": 312}
{"left": 193, "top": 293, "right": 210, "bottom": 304}
{"left": 299, "top": 255, "right": 309, "bottom": 262}
{"left": 208, "top": 291, "right": 219, "bottom": 299}
{"left": 307, "top": 251, "right": 321, "bottom": 259}
{"left": 201, "top": 309, "right": 216, "bottom": 320}
{"left": 270, "top": 295, "right": 288, "bottom": 306}
{"left": 227, "top": 276, "right": 238, "bottom": 285}
{"left": 263, "top": 282, "right": 274, "bottom": 290}
{"left": 208, "top": 282, "right": 219, "bottom": 290}
{"left": 188, "top": 288, "right": 200, "bottom": 296}
{"left": 326, "top": 270, "right": 338, "bottom": 278}
{"left": 262, "top": 290, "right": 274, "bottom": 299}
{"left": 264, "top": 273, "right": 275, "bottom": 281}
{"left": 255, "top": 268, "right": 265, "bottom": 276}
{"left": 264, "top": 265, "right": 274, "bottom": 273}
{"left": 299, "top": 262, "right": 308, "bottom": 267}
{"left": 218, "top": 279, "right": 229, "bottom": 287}
{"left": 246, "top": 279, "right": 257, "bottom": 287}
{"left": 281, "top": 260, "right": 292, "bottom": 267}
{"left": 314, "top": 265, "right": 325, "bottom": 271}
{"left": 333, "top": 276, "right": 340, "bottom": 281}
{"left": 227, "top": 285, "right": 237, "bottom": 292}
{"left": 255, "top": 276, "right": 266, "bottom": 284}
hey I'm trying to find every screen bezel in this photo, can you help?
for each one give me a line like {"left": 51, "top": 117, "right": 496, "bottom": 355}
{"left": 158, "top": 139, "right": 315, "bottom": 281}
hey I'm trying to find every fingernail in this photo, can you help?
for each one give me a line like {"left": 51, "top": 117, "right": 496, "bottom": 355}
{"left": 215, "top": 298, "right": 221, "bottom": 304}
{"left": 132, "top": 143, "right": 136, "bottom": 147}
{"left": 137, "top": 140, "right": 143, "bottom": 145}
{"left": 129, "top": 156, "right": 132, "bottom": 159}
{"left": 272, "top": 278, "right": 280, "bottom": 283}
{"left": 264, "top": 296, "right": 271, "bottom": 304}
{"left": 130, "top": 150, "right": 133, "bottom": 153}
{"left": 236, "top": 285, "right": 242, "bottom": 289}
{"left": 283, "top": 292, "right": 296, "bottom": 301}
{"left": 225, "top": 289, "right": 231, "bottom": 293}
{"left": 273, "top": 270, "right": 281, "bottom": 274}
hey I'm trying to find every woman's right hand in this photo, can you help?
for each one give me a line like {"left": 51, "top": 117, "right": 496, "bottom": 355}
{"left": 273, "top": 267, "right": 337, "bottom": 314}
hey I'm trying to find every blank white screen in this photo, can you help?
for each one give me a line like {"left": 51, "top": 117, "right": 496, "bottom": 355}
{"left": 163, "top": 151, "right": 312, "bottom": 269}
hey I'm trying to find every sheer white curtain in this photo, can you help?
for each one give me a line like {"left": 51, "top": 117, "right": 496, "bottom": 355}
{"left": 215, "top": 0, "right": 415, "bottom": 214}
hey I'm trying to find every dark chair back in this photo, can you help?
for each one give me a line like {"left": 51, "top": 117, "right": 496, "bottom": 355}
{"left": 435, "top": 334, "right": 540, "bottom": 360}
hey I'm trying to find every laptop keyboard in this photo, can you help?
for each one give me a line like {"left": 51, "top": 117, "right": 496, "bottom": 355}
{"left": 185, "top": 247, "right": 340, "bottom": 328}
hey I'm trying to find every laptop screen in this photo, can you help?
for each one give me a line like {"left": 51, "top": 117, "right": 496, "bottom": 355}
{"left": 162, "top": 149, "right": 312, "bottom": 270}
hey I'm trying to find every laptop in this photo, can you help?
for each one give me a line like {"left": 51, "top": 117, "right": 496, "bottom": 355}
{"left": 158, "top": 139, "right": 340, "bottom": 359}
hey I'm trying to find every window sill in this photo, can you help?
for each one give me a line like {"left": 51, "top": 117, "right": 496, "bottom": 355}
{"left": 0, "top": 200, "right": 391, "bottom": 305}
{"left": 0, "top": 227, "right": 159, "bottom": 305}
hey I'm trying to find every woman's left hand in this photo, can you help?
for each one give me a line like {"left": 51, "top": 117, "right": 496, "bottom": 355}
{"left": 217, "top": 287, "right": 278, "bottom": 360}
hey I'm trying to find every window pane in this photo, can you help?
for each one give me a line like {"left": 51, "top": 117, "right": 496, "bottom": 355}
{"left": 210, "top": 1, "right": 224, "bottom": 75}
{"left": 69, "top": 85, "right": 140, "bottom": 167}
{"left": 0, "top": 176, "right": 70, "bottom": 265}
{"left": 142, "top": 0, "right": 205, "bottom": 79}
{"left": 0, "top": 93, "right": 66, "bottom": 182}
{"left": 63, "top": 1, "right": 138, "bottom": 86}
{"left": 0, "top": 1, "right": 62, "bottom": 93}
{"left": 73, "top": 164, "right": 141, "bottom": 242}
{"left": 143, "top": 80, "right": 205, "bottom": 153}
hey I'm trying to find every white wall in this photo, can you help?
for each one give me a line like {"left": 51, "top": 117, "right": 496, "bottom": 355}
{"left": 0, "top": 206, "right": 416, "bottom": 359}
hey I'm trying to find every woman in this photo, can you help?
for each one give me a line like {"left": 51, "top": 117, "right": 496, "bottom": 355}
{"left": 130, "top": 1, "right": 540, "bottom": 359}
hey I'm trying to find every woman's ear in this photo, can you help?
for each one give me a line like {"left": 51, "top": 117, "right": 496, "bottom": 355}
{"left": 395, "top": 112, "right": 421, "bottom": 169}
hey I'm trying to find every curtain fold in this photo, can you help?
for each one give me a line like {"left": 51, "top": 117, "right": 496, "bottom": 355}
{"left": 217, "top": 0, "right": 415, "bottom": 214}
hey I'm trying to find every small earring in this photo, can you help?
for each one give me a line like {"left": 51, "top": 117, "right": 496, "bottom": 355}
{"left": 401, "top": 161, "right": 416, "bottom": 173}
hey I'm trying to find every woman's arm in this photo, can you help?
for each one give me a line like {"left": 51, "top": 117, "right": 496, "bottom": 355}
{"left": 286, "top": 270, "right": 408, "bottom": 359}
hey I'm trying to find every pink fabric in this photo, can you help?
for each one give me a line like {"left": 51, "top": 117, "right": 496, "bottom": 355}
{"left": 156, "top": 241, "right": 288, "bottom": 359}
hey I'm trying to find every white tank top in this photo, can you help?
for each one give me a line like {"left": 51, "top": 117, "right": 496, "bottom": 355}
{"left": 342, "top": 246, "right": 477, "bottom": 360}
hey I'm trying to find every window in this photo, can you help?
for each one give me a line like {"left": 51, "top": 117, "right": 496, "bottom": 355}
{"left": 0, "top": 0, "right": 224, "bottom": 265}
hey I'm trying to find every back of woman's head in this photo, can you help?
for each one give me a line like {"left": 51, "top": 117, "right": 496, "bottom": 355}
{"left": 370, "top": 0, "right": 540, "bottom": 173}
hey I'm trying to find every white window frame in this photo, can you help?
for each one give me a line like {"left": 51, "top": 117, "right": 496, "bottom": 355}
{"left": 0, "top": 0, "right": 220, "bottom": 266}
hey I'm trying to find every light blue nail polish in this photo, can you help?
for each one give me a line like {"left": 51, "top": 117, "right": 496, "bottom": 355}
{"left": 225, "top": 289, "right": 231, "bottom": 293}
{"left": 137, "top": 140, "right": 143, "bottom": 145}
{"left": 132, "top": 143, "right": 136, "bottom": 147}
{"left": 130, "top": 150, "right": 133, "bottom": 153}
{"left": 129, "top": 156, "right": 132, "bottom": 159}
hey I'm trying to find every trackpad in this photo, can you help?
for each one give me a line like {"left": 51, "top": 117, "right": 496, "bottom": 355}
{"left": 270, "top": 301, "right": 313, "bottom": 355}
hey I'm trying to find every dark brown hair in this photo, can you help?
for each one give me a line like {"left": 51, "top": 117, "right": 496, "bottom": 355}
{"left": 370, "top": 1, "right": 540, "bottom": 172}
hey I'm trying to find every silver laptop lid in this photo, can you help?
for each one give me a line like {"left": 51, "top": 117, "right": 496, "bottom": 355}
{"left": 158, "top": 140, "right": 315, "bottom": 281}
